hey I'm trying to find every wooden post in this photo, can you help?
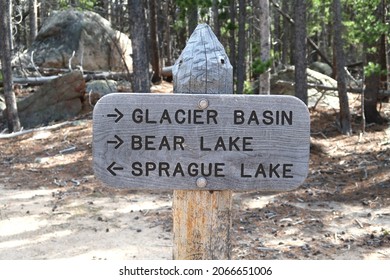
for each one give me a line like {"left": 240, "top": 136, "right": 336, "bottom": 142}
{"left": 92, "top": 23, "right": 310, "bottom": 260}
{"left": 172, "top": 24, "right": 233, "bottom": 260}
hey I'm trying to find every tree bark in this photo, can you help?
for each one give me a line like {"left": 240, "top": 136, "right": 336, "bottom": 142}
{"left": 212, "top": 0, "right": 221, "bottom": 38}
{"left": 149, "top": 0, "right": 162, "bottom": 84}
{"left": 187, "top": 3, "right": 198, "bottom": 37}
{"left": 333, "top": 0, "right": 352, "bottom": 134}
{"left": 294, "top": 0, "right": 308, "bottom": 105}
{"left": 29, "top": 0, "right": 38, "bottom": 46}
{"left": 281, "top": 0, "right": 291, "bottom": 65}
{"left": 363, "top": 0, "right": 386, "bottom": 124}
{"left": 364, "top": 54, "right": 385, "bottom": 124}
{"left": 259, "top": 0, "right": 271, "bottom": 94}
{"left": 0, "top": 0, "right": 21, "bottom": 132}
{"left": 128, "top": 0, "right": 150, "bottom": 93}
{"left": 229, "top": 0, "right": 236, "bottom": 90}
{"left": 236, "top": 0, "right": 246, "bottom": 94}
{"left": 273, "top": 0, "right": 281, "bottom": 59}
{"left": 163, "top": 0, "right": 173, "bottom": 69}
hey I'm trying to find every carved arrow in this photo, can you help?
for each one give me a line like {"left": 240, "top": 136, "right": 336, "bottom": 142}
{"left": 107, "top": 135, "right": 124, "bottom": 149}
{"left": 107, "top": 108, "right": 123, "bottom": 123}
{"left": 107, "top": 162, "right": 124, "bottom": 176}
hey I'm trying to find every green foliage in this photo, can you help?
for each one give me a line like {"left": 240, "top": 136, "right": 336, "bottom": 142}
{"left": 243, "top": 80, "right": 254, "bottom": 95}
{"left": 59, "top": 0, "right": 97, "bottom": 11}
{"left": 307, "top": 0, "right": 331, "bottom": 37}
{"left": 364, "top": 61, "right": 387, "bottom": 77}
{"left": 175, "top": 0, "right": 214, "bottom": 28}
{"left": 342, "top": 0, "right": 388, "bottom": 45}
{"left": 176, "top": 0, "right": 213, "bottom": 9}
{"left": 252, "top": 58, "right": 273, "bottom": 76}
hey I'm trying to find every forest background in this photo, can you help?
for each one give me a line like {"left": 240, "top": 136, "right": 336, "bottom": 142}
{"left": 0, "top": 0, "right": 389, "bottom": 133}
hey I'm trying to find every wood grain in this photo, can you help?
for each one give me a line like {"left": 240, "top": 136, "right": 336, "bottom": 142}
{"left": 92, "top": 93, "right": 310, "bottom": 191}
{"left": 172, "top": 190, "right": 232, "bottom": 259}
{"left": 92, "top": 23, "right": 310, "bottom": 261}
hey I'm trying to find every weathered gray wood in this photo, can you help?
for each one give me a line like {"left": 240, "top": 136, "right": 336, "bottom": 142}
{"left": 9, "top": 72, "right": 131, "bottom": 86}
{"left": 91, "top": 23, "right": 310, "bottom": 261}
{"left": 172, "top": 23, "right": 233, "bottom": 95}
{"left": 92, "top": 93, "right": 310, "bottom": 191}
{"left": 172, "top": 23, "right": 233, "bottom": 260}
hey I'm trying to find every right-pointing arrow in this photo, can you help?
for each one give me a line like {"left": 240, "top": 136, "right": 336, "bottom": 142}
{"left": 107, "top": 162, "right": 124, "bottom": 176}
{"left": 107, "top": 108, "right": 123, "bottom": 123}
{"left": 107, "top": 135, "right": 124, "bottom": 149}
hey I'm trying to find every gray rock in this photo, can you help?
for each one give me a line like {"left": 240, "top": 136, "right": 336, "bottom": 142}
{"left": 86, "top": 80, "right": 117, "bottom": 105}
{"left": 17, "top": 71, "right": 85, "bottom": 128}
{"left": 309, "top": 61, "right": 333, "bottom": 77}
{"left": 14, "top": 10, "right": 132, "bottom": 72}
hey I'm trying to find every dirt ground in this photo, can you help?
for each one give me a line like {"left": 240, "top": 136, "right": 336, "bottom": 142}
{"left": 0, "top": 82, "right": 389, "bottom": 260}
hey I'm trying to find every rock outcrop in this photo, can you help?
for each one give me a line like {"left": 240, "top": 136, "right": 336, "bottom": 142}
{"left": 14, "top": 10, "right": 132, "bottom": 72}
{"left": 17, "top": 71, "right": 85, "bottom": 128}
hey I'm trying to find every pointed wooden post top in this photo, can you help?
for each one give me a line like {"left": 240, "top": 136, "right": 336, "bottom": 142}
{"left": 173, "top": 23, "right": 233, "bottom": 94}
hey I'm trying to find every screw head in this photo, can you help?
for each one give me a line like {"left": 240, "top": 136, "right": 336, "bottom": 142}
{"left": 196, "top": 177, "right": 207, "bottom": 188}
{"left": 198, "top": 98, "right": 209, "bottom": 110}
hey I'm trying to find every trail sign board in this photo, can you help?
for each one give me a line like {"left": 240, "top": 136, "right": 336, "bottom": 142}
{"left": 93, "top": 93, "right": 310, "bottom": 191}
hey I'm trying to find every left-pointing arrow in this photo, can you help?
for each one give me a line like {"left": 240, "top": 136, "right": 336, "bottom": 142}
{"left": 107, "top": 135, "right": 124, "bottom": 149}
{"left": 107, "top": 162, "right": 124, "bottom": 176}
{"left": 107, "top": 108, "right": 123, "bottom": 123}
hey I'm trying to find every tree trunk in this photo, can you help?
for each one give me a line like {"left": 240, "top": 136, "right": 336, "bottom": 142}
{"left": 29, "top": 0, "right": 38, "bottom": 46}
{"left": 163, "top": 0, "right": 173, "bottom": 71}
{"left": 281, "top": 0, "right": 291, "bottom": 65}
{"left": 128, "top": 0, "right": 150, "bottom": 93}
{"left": 259, "top": 0, "right": 271, "bottom": 94}
{"left": 236, "top": 0, "right": 246, "bottom": 94}
{"left": 364, "top": 53, "right": 385, "bottom": 124}
{"left": 377, "top": 0, "right": 388, "bottom": 102}
{"left": 333, "top": 0, "right": 352, "bottom": 135}
{"left": 294, "top": 0, "right": 308, "bottom": 105}
{"left": 149, "top": 0, "right": 162, "bottom": 84}
{"left": 229, "top": 0, "right": 236, "bottom": 90}
{"left": 273, "top": 0, "right": 281, "bottom": 59}
{"left": 0, "top": 0, "right": 21, "bottom": 132}
{"left": 212, "top": 0, "right": 221, "bottom": 38}
{"left": 103, "top": 0, "right": 111, "bottom": 23}
{"left": 187, "top": 3, "right": 198, "bottom": 37}
{"left": 364, "top": 0, "right": 386, "bottom": 124}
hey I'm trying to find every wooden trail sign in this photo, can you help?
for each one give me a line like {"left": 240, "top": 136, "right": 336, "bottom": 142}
{"left": 92, "top": 93, "right": 310, "bottom": 191}
{"left": 92, "top": 23, "right": 310, "bottom": 260}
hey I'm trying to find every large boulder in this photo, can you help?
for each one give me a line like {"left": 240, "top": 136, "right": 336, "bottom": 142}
{"left": 16, "top": 71, "right": 85, "bottom": 128}
{"left": 271, "top": 66, "right": 337, "bottom": 96}
{"left": 309, "top": 61, "right": 333, "bottom": 77}
{"left": 271, "top": 66, "right": 340, "bottom": 108}
{"left": 14, "top": 10, "right": 132, "bottom": 72}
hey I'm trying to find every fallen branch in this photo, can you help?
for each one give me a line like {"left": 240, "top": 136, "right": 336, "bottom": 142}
{"left": 7, "top": 71, "right": 132, "bottom": 86}
{"left": 162, "top": 66, "right": 173, "bottom": 77}
{"left": 0, "top": 120, "right": 74, "bottom": 139}
{"left": 275, "top": 80, "right": 390, "bottom": 96}
{"left": 355, "top": 219, "right": 364, "bottom": 228}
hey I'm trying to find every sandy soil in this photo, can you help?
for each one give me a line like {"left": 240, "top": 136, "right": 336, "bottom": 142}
{"left": 0, "top": 83, "right": 389, "bottom": 260}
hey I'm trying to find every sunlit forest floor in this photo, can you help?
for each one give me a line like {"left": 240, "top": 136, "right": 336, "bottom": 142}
{"left": 0, "top": 82, "right": 389, "bottom": 259}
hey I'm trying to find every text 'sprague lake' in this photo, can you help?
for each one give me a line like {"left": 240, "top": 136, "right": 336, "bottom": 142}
{"left": 93, "top": 93, "right": 310, "bottom": 191}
